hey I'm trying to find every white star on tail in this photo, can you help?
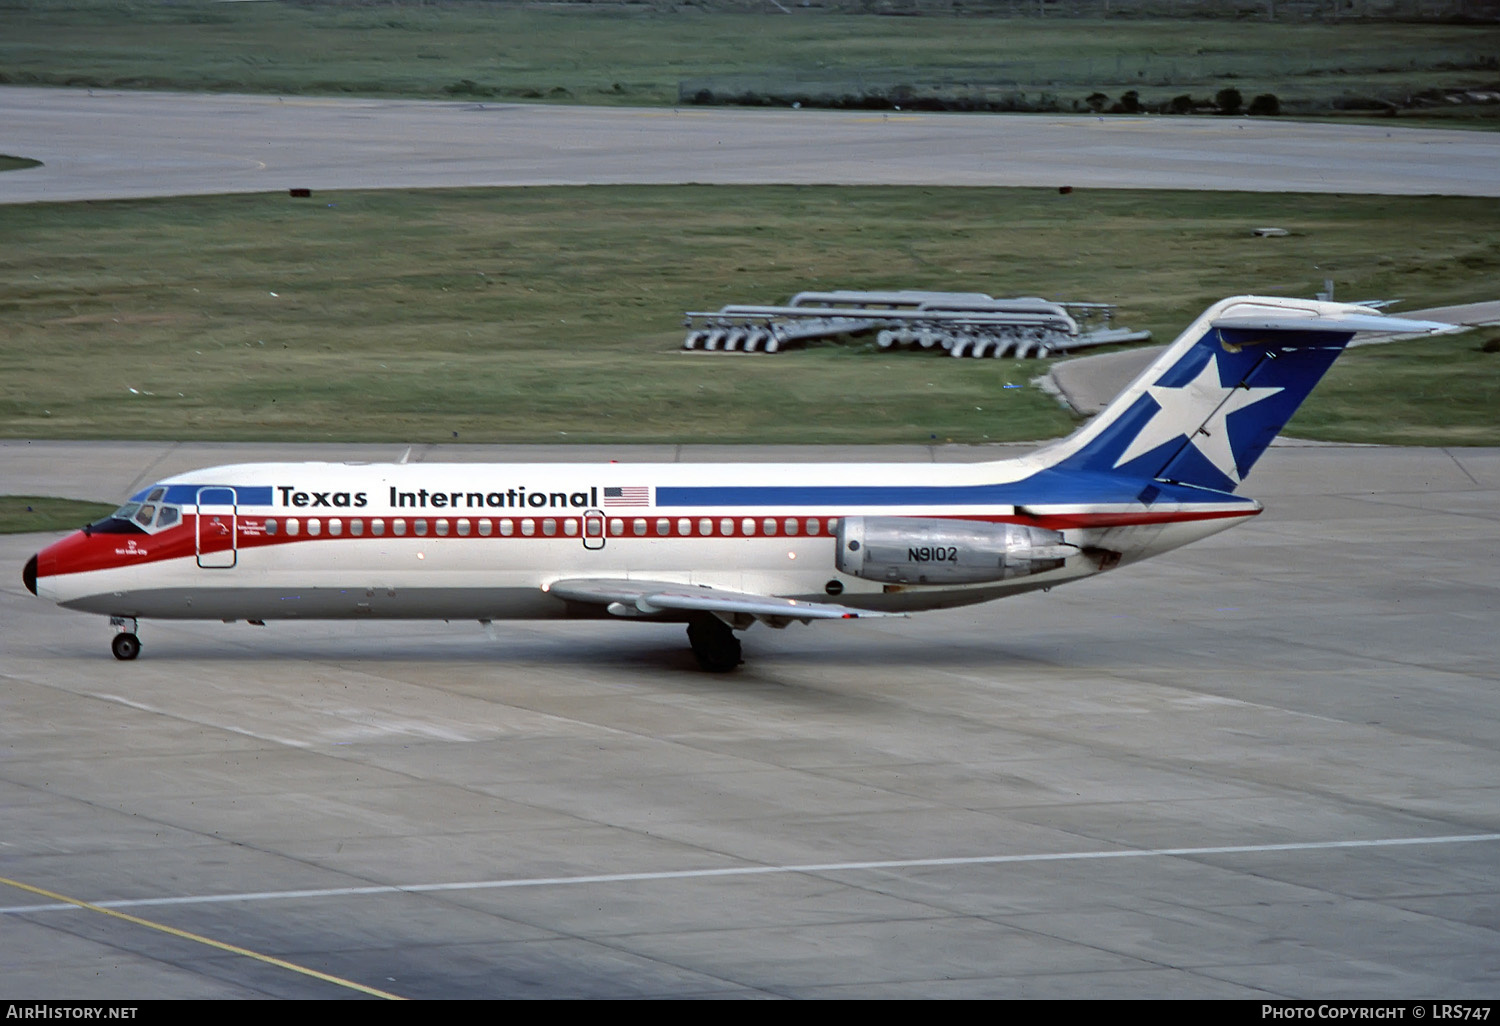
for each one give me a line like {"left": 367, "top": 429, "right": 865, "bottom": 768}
{"left": 1112, "top": 354, "right": 1283, "bottom": 484}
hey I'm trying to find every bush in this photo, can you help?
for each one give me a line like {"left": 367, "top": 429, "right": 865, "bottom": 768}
{"left": 1215, "top": 87, "right": 1244, "bottom": 115}
{"left": 1248, "top": 93, "right": 1281, "bottom": 116}
{"left": 442, "top": 79, "right": 493, "bottom": 97}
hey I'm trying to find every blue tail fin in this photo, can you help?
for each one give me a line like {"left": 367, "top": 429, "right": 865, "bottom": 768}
{"left": 1036, "top": 297, "right": 1451, "bottom": 493}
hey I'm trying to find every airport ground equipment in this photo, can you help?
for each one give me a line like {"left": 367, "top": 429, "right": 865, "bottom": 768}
{"left": 681, "top": 290, "right": 1150, "bottom": 357}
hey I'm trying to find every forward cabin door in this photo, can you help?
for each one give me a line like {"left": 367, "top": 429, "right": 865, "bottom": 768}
{"left": 195, "top": 487, "right": 238, "bottom": 569}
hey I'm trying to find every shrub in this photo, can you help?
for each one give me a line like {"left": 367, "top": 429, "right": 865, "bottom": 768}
{"left": 1215, "top": 87, "right": 1244, "bottom": 114}
{"left": 443, "top": 79, "right": 493, "bottom": 97}
{"left": 1248, "top": 93, "right": 1281, "bottom": 116}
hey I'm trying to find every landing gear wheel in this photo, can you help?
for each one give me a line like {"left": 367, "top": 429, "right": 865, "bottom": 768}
{"left": 687, "top": 617, "right": 742, "bottom": 673}
{"left": 112, "top": 632, "right": 141, "bottom": 661}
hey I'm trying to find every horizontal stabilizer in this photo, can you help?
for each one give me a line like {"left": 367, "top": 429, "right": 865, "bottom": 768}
{"left": 1211, "top": 312, "right": 1456, "bottom": 336}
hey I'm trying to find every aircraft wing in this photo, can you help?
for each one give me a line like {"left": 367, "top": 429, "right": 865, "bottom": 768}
{"left": 546, "top": 578, "right": 902, "bottom": 628}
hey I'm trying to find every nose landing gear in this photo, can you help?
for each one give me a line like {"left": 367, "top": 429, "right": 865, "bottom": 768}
{"left": 109, "top": 617, "right": 141, "bottom": 661}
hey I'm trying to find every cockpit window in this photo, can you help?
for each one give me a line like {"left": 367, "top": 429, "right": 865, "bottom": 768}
{"left": 86, "top": 499, "right": 180, "bottom": 534}
{"left": 87, "top": 504, "right": 147, "bottom": 535}
{"left": 147, "top": 487, "right": 166, "bottom": 503}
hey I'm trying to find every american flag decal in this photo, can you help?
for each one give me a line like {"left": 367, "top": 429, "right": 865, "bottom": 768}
{"left": 603, "top": 486, "right": 650, "bottom": 507}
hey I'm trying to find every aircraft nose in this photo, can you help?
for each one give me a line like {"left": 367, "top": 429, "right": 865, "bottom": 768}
{"left": 23, "top": 553, "right": 38, "bottom": 596}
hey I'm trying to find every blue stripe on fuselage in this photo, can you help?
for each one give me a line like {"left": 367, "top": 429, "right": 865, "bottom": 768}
{"left": 132, "top": 484, "right": 275, "bottom": 506}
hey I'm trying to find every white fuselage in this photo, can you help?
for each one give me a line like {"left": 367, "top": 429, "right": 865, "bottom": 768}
{"left": 33, "top": 457, "right": 1259, "bottom": 622}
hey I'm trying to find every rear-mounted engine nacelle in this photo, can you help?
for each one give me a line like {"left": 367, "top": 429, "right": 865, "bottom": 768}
{"left": 836, "top": 516, "right": 1074, "bottom": 585}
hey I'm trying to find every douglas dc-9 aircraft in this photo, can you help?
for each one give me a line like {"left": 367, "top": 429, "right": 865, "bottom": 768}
{"left": 24, "top": 296, "right": 1449, "bottom": 671}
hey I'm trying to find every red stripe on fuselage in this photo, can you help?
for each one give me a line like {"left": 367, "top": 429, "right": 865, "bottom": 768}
{"left": 33, "top": 506, "right": 1259, "bottom": 580}
{"left": 33, "top": 523, "right": 196, "bottom": 577}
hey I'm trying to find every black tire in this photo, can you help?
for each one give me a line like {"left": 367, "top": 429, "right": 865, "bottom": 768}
{"left": 112, "top": 633, "right": 141, "bottom": 661}
{"left": 687, "top": 617, "right": 741, "bottom": 673}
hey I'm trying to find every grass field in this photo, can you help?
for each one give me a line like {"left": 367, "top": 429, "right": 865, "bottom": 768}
{"left": 1288, "top": 330, "right": 1500, "bottom": 445}
{"left": 0, "top": 495, "right": 115, "bottom": 534}
{"left": 2, "top": 185, "right": 1496, "bottom": 447}
{"left": 0, "top": 155, "right": 44, "bottom": 172}
{"left": 1, "top": 1, "right": 1495, "bottom": 120}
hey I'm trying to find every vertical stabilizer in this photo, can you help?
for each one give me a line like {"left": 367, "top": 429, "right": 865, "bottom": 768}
{"left": 1028, "top": 297, "right": 1450, "bottom": 493}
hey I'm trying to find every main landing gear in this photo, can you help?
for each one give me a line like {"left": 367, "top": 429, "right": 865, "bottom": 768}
{"left": 110, "top": 617, "right": 141, "bottom": 661}
{"left": 687, "top": 615, "right": 742, "bottom": 673}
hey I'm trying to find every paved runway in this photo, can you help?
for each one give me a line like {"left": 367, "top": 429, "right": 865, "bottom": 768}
{"left": 3, "top": 440, "right": 1499, "bottom": 997}
{"left": 2, "top": 87, "right": 1497, "bottom": 203}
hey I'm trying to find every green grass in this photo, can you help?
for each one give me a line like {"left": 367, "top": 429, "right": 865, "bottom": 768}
{"left": 0, "top": 495, "right": 116, "bottom": 534}
{"left": 1, "top": 185, "right": 1497, "bottom": 446}
{"left": 0, "top": 154, "right": 44, "bottom": 172}
{"left": 0, "top": 1, "right": 1495, "bottom": 117}
{"left": 1289, "top": 330, "right": 1500, "bottom": 446}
